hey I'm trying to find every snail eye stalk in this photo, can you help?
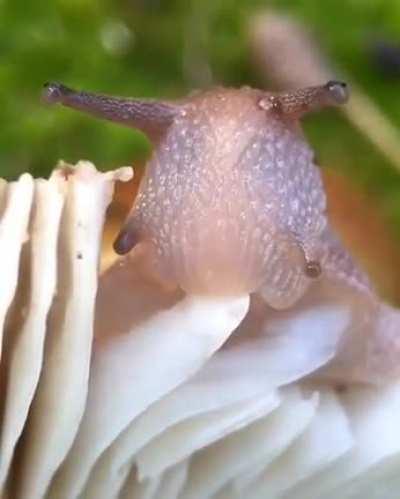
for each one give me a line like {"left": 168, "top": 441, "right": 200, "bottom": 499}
{"left": 259, "top": 80, "right": 349, "bottom": 119}
{"left": 42, "top": 82, "right": 181, "bottom": 139}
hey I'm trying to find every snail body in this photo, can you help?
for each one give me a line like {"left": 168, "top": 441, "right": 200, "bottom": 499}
{"left": 43, "top": 80, "right": 348, "bottom": 307}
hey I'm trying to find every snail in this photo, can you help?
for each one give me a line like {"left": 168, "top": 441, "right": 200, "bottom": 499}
{"left": 42, "top": 80, "right": 357, "bottom": 310}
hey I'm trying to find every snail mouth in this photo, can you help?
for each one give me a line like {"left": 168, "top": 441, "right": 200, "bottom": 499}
{"left": 139, "top": 227, "right": 314, "bottom": 303}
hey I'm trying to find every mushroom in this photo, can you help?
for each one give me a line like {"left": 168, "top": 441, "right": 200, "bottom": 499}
{"left": 0, "top": 81, "right": 399, "bottom": 499}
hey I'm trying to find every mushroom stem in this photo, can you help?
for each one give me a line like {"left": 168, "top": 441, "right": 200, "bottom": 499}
{"left": 260, "top": 81, "right": 349, "bottom": 118}
{"left": 42, "top": 82, "right": 181, "bottom": 139}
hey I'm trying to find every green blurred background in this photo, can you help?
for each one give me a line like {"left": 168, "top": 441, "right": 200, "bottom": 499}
{"left": 2, "top": 0, "right": 400, "bottom": 241}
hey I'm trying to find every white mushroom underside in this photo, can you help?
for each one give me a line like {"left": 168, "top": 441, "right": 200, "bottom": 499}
{"left": 0, "top": 162, "right": 399, "bottom": 499}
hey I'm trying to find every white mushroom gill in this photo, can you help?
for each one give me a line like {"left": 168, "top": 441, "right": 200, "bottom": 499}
{"left": 0, "top": 160, "right": 400, "bottom": 499}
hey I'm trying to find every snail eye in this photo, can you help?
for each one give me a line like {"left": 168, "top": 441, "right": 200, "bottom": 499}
{"left": 325, "top": 80, "right": 349, "bottom": 104}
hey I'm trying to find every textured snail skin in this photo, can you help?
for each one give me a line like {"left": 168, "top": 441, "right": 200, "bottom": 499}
{"left": 43, "top": 81, "right": 350, "bottom": 307}
{"left": 129, "top": 87, "right": 327, "bottom": 302}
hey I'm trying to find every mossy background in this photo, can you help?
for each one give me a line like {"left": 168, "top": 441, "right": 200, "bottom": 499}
{"left": 2, "top": 0, "right": 400, "bottom": 239}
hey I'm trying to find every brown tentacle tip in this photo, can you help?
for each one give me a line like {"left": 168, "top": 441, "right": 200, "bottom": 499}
{"left": 42, "top": 81, "right": 73, "bottom": 104}
{"left": 113, "top": 227, "right": 139, "bottom": 255}
{"left": 324, "top": 80, "right": 349, "bottom": 105}
{"left": 305, "top": 260, "right": 322, "bottom": 279}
